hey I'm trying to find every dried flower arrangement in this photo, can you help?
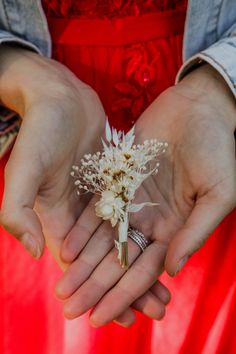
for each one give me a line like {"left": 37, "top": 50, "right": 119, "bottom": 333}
{"left": 71, "top": 120, "right": 167, "bottom": 268}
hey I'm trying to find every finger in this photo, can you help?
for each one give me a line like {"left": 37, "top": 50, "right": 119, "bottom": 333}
{"left": 0, "top": 134, "right": 45, "bottom": 258}
{"left": 61, "top": 195, "right": 102, "bottom": 263}
{"left": 113, "top": 309, "right": 136, "bottom": 328}
{"left": 128, "top": 280, "right": 171, "bottom": 322}
{"left": 89, "top": 242, "right": 166, "bottom": 326}
{"left": 62, "top": 274, "right": 169, "bottom": 326}
{"left": 63, "top": 238, "right": 143, "bottom": 319}
{"left": 165, "top": 192, "right": 236, "bottom": 277}
{"left": 110, "top": 281, "right": 170, "bottom": 327}
{"left": 102, "top": 279, "right": 170, "bottom": 327}
{"left": 61, "top": 221, "right": 147, "bottom": 310}
{"left": 111, "top": 280, "right": 171, "bottom": 327}
{"left": 65, "top": 241, "right": 166, "bottom": 324}
{"left": 149, "top": 280, "right": 171, "bottom": 305}
{"left": 59, "top": 228, "right": 170, "bottom": 323}
{"left": 131, "top": 291, "right": 166, "bottom": 321}
{"left": 128, "top": 280, "right": 170, "bottom": 320}
{"left": 55, "top": 221, "right": 115, "bottom": 299}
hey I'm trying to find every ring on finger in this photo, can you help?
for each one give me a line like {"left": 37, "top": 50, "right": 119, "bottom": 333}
{"left": 128, "top": 227, "right": 151, "bottom": 252}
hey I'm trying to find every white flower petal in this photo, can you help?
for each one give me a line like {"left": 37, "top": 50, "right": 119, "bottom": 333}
{"left": 112, "top": 128, "right": 119, "bottom": 146}
{"left": 125, "top": 125, "right": 135, "bottom": 142}
{"left": 101, "top": 138, "right": 111, "bottom": 155}
{"left": 105, "top": 119, "right": 112, "bottom": 142}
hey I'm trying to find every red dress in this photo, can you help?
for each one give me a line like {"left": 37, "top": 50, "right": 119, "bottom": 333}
{"left": 0, "top": 1, "right": 235, "bottom": 353}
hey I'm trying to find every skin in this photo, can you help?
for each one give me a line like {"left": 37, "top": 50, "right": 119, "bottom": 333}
{"left": 55, "top": 64, "right": 236, "bottom": 326}
{"left": 0, "top": 45, "right": 170, "bottom": 327}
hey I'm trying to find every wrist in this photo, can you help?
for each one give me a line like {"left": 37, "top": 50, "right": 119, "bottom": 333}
{"left": 0, "top": 45, "right": 36, "bottom": 115}
{"left": 0, "top": 45, "right": 74, "bottom": 117}
{"left": 178, "top": 64, "right": 236, "bottom": 129}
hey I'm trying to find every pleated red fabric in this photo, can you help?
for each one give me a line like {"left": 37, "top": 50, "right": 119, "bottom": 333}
{"left": 43, "top": 0, "right": 187, "bottom": 132}
{"left": 0, "top": 1, "right": 235, "bottom": 353}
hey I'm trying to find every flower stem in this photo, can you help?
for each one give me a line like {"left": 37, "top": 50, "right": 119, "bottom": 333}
{"left": 118, "top": 213, "right": 129, "bottom": 269}
{"left": 121, "top": 242, "right": 128, "bottom": 269}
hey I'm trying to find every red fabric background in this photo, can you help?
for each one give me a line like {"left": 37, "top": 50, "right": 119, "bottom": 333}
{"left": 0, "top": 1, "right": 235, "bottom": 353}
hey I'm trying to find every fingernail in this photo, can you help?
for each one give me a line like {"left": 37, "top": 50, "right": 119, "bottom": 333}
{"left": 89, "top": 314, "right": 104, "bottom": 328}
{"left": 55, "top": 282, "right": 68, "bottom": 300}
{"left": 89, "top": 320, "right": 100, "bottom": 328}
{"left": 175, "top": 255, "right": 188, "bottom": 276}
{"left": 21, "top": 233, "right": 41, "bottom": 259}
{"left": 113, "top": 320, "right": 133, "bottom": 328}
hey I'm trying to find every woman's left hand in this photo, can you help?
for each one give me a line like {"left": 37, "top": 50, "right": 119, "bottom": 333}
{"left": 56, "top": 64, "right": 236, "bottom": 326}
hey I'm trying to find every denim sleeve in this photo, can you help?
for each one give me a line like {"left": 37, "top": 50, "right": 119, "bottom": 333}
{"left": 0, "top": 29, "right": 42, "bottom": 54}
{"left": 0, "top": 30, "right": 43, "bottom": 158}
{"left": 176, "top": 24, "right": 236, "bottom": 99}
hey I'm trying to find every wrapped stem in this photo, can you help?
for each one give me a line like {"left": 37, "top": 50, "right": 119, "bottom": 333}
{"left": 72, "top": 120, "right": 168, "bottom": 269}
{"left": 117, "top": 213, "right": 129, "bottom": 269}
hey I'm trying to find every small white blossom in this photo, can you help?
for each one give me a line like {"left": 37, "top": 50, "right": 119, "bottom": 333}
{"left": 95, "top": 191, "right": 125, "bottom": 227}
{"left": 71, "top": 119, "right": 168, "bottom": 268}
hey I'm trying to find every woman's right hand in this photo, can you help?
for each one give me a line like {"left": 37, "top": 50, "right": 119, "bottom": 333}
{"left": 0, "top": 45, "right": 170, "bottom": 326}
{"left": 0, "top": 44, "right": 106, "bottom": 266}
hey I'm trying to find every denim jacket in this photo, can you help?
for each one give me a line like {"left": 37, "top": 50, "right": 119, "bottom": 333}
{"left": 0, "top": 0, "right": 236, "bottom": 156}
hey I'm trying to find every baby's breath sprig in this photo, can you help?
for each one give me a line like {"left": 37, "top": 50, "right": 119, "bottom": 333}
{"left": 71, "top": 120, "right": 168, "bottom": 268}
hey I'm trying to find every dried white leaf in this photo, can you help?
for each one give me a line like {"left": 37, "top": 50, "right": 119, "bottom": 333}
{"left": 125, "top": 125, "right": 135, "bottom": 142}
{"left": 70, "top": 119, "right": 168, "bottom": 268}
{"left": 128, "top": 202, "right": 159, "bottom": 213}
{"left": 105, "top": 119, "right": 112, "bottom": 142}
{"left": 112, "top": 128, "right": 119, "bottom": 146}
{"left": 101, "top": 138, "right": 110, "bottom": 155}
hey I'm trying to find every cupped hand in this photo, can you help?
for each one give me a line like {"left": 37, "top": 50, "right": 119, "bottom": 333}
{"left": 56, "top": 195, "right": 171, "bottom": 325}
{"left": 0, "top": 45, "right": 170, "bottom": 327}
{"left": 0, "top": 45, "right": 105, "bottom": 264}
{"left": 56, "top": 64, "right": 236, "bottom": 326}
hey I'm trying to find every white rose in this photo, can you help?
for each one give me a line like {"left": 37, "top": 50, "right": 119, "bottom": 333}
{"left": 95, "top": 191, "right": 125, "bottom": 226}
{"left": 95, "top": 202, "right": 114, "bottom": 220}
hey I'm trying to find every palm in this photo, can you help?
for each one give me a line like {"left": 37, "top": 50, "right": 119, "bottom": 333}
{"left": 28, "top": 89, "right": 105, "bottom": 267}
{"left": 133, "top": 84, "right": 235, "bottom": 266}
{"left": 1, "top": 74, "right": 105, "bottom": 266}
{"left": 34, "top": 153, "right": 89, "bottom": 268}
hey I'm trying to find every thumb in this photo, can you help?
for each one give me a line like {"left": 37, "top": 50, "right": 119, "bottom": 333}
{"left": 0, "top": 143, "right": 45, "bottom": 259}
{"left": 165, "top": 193, "right": 235, "bottom": 277}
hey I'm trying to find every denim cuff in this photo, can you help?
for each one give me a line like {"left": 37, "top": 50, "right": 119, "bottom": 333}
{"left": 0, "top": 30, "right": 42, "bottom": 55}
{"left": 176, "top": 37, "right": 236, "bottom": 99}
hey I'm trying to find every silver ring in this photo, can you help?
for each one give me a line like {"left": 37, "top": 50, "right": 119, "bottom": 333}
{"left": 128, "top": 227, "right": 151, "bottom": 252}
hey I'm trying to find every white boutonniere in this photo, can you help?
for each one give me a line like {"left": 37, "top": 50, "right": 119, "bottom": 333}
{"left": 71, "top": 120, "right": 167, "bottom": 268}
